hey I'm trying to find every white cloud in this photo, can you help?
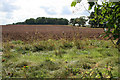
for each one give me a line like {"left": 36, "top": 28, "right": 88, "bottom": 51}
{"left": 0, "top": 0, "right": 90, "bottom": 25}
{"left": 40, "top": 6, "right": 57, "bottom": 15}
{"left": 61, "top": 6, "right": 72, "bottom": 15}
{"left": 0, "top": 0, "right": 19, "bottom": 24}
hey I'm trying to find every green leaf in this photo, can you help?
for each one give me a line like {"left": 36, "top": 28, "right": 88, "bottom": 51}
{"left": 71, "top": 1, "right": 77, "bottom": 7}
{"left": 88, "top": 6, "right": 92, "bottom": 10}
{"left": 90, "top": 18, "right": 95, "bottom": 21}
{"left": 114, "top": 24, "right": 117, "bottom": 29}
{"left": 88, "top": 2, "right": 95, "bottom": 10}
{"left": 112, "top": 29, "right": 115, "bottom": 33}
{"left": 104, "top": 34, "right": 109, "bottom": 38}
{"left": 113, "top": 35, "right": 119, "bottom": 40}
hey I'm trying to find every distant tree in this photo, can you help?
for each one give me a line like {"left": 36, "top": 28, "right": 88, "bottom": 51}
{"left": 70, "top": 18, "right": 76, "bottom": 26}
{"left": 15, "top": 22, "right": 25, "bottom": 25}
{"left": 25, "top": 18, "right": 36, "bottom": 25}
{"left": 59, "top": 18, "right": 68, "bottom": 25}
{"left": 36, "top": 17, "right": 44, "bottom": 24}
{"left": 70, "top": 17, "right": 87, "bottom": 26}
{"left": 78, "top": 17, "right": 87, "bottom": 26}
{"left": 64, "top": 19, "right": 69, "bottom": 25}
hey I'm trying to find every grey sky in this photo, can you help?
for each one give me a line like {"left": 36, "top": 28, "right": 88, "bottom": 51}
{"left": 0, "top": 0, "right": 90, "bottom": 25}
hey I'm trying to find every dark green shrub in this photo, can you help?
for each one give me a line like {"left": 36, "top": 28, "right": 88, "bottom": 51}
{"left": 33, "top": 45, "right": 46, "bottom": 52}
{"left": 32, "top": 43, "right": 55, "bottom": 52}
{"left": 60, "top": 42, "right": 73, "bottom": 49}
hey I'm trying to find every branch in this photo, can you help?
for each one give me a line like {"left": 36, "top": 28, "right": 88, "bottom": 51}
{"left": 82, "top": 3, "right": 90, "bottom": 14}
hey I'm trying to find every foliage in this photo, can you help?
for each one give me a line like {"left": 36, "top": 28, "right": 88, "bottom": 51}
{"left": 71, "top": 0, "right": 120, "bottom": 45}
{"left": 88, "top": 11, "right": 104, "bottom": 28}
{"left": 70, "top": 16, "right": 87, "bottom": 26}
{"left": 25, "top": 18, "right": 36, "bottom": 25}
{"left": 13, "top": 17, "right": 69, "bottom": 25}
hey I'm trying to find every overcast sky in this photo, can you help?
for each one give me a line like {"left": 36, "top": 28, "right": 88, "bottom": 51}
{"left": 0, "top": 0, "right": 91, "bottom": 25}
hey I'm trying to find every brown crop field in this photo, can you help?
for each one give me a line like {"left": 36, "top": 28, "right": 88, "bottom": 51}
{"left": 2, "top": 25, "right": 104, "bottom": 42}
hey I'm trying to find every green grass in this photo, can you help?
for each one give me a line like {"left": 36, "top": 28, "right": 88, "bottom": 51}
{"left": 2, "top": 39, "right": 119, "bottom": 78}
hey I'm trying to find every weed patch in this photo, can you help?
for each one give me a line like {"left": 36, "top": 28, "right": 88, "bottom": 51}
{"left": 2, "top": 39, "right": 119, "bottom": 78}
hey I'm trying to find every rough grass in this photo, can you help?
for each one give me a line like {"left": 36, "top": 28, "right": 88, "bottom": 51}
{"left": 2, "top": 39, "right": 119, "bottom": 78}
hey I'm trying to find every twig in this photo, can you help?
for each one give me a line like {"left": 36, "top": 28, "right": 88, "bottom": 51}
{"left": 82, "top": 3, "right": 90, "bottom": 14}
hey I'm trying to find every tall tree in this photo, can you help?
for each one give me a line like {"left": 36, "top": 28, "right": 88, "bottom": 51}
{"left": 71, "top": 0, "right": 120, "bottom": 46}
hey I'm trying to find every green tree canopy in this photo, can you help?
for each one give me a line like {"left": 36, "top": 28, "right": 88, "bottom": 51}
{"left": 25, "top": 18, "right": 36, "bottom": 25}
{"left": 71, "top": 0, "right": 120, "bottom": 45}
{"left": 13, "top": 17, "right": 69, "bottom": 25}
{"left": 70, "top": 16, "right": 87, "bottom": 26}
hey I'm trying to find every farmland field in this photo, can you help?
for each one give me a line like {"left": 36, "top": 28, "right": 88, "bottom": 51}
{"left": 2, "top": 25, "right": 104, "bottom": 41}
{"left": 1, "top": 25, "right": 119, "bottom": 78}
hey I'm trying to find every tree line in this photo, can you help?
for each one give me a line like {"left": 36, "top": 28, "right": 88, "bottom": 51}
{"left": 12, "top": 15, "right": 111, "bottom": 28}
{"left": 13, "top": 17, "right": 69, "bottom": 25}
{"left": 12, "top": 17, "right": 88, "bottom": 26}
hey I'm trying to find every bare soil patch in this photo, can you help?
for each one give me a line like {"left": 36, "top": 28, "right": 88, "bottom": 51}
{"left": 2, "top": 25, "right": 104, "bottom": 41}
